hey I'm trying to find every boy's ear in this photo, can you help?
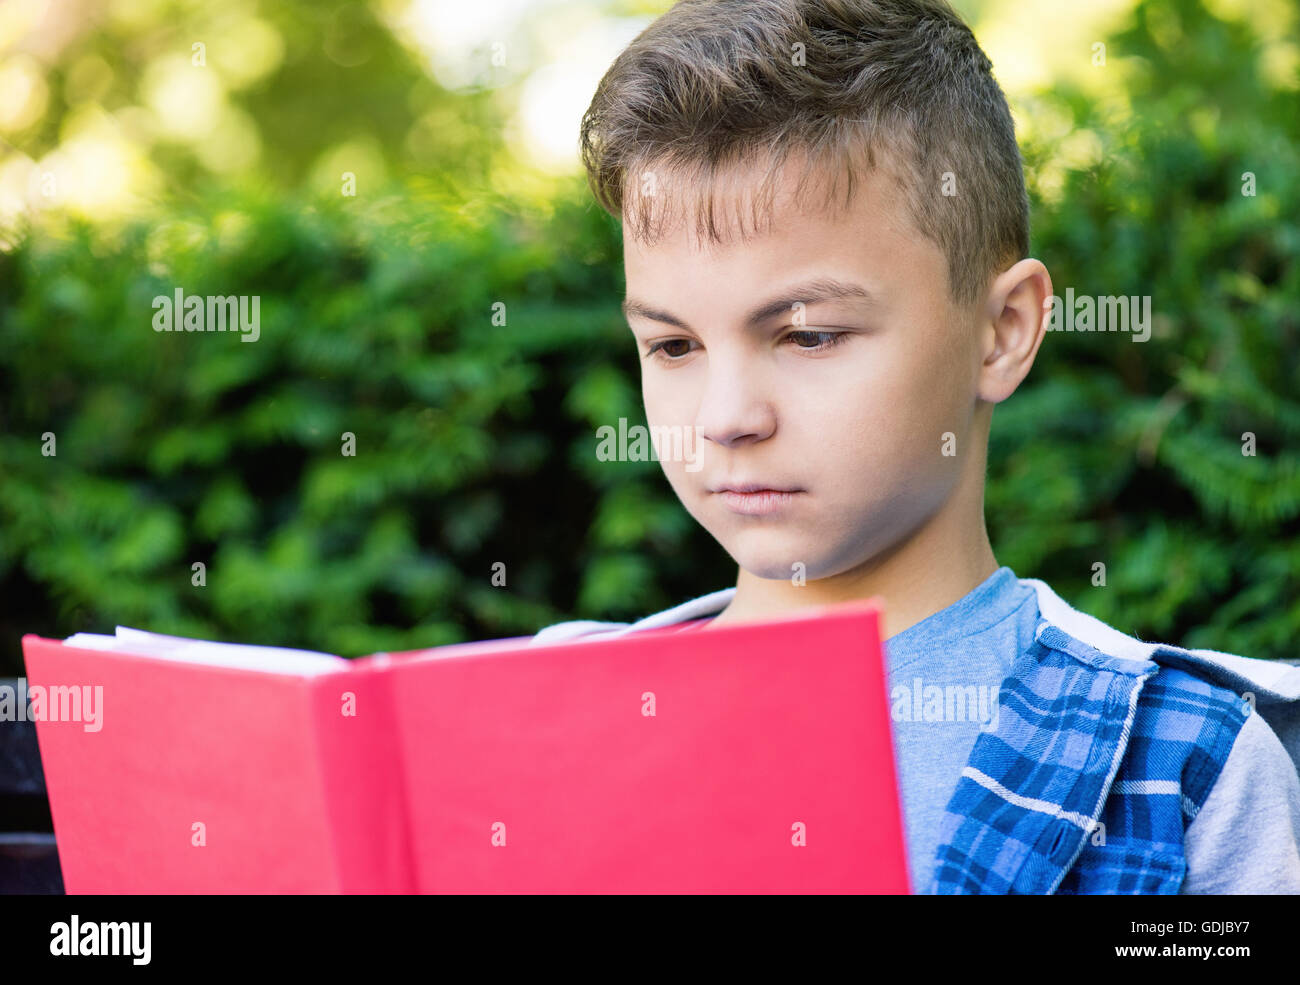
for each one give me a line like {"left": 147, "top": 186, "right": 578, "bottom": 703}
{"left": 977, "top": 258, "right": 1052, "bottom": 404}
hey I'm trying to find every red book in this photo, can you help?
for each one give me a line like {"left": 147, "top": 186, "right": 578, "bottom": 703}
{"left": 20, "top": 598, "right": 909, "bottom": 893}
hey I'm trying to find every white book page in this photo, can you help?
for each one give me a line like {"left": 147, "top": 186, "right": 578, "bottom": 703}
{"left": 62, "top": 626, "right": 348, "bottom": 676}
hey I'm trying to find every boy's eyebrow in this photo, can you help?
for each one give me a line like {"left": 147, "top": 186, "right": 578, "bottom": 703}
{"left": 621, "top": 276, "right": 877, "bottom": 330}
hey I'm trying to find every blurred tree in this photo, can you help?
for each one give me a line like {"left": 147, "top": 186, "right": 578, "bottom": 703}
{"left": 0, "top": 0, "right": 1296, "bottom": 674}
{"left": 989, "top": 0, "right": 1300, "bottom": 656}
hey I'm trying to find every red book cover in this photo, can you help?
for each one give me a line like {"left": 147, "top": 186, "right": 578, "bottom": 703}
{"left": 21, "top": 599, "right": 910, "bottom": 894}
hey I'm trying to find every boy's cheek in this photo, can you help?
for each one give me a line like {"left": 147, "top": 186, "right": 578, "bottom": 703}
{"left": 658, "top": 458, "right": 706, "bottom": 507}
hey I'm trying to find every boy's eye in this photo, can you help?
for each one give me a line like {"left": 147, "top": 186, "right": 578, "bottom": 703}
{"left": 647, "top": 338, "right": 696, "bottom": 360}
{"left": 786, "top": 330, "right": 847, "bottom": 351}
{"left": 646, "top": 331, "right": 848, "bottom": 362}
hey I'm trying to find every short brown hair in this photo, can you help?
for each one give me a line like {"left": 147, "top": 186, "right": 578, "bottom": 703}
{"left": 579, "top": 0, "right": 1029, "bottom": 306}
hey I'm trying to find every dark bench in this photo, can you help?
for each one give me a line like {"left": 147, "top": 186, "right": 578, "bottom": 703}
{"left": 1, "top": 678, "right": 64, "bottom": 894}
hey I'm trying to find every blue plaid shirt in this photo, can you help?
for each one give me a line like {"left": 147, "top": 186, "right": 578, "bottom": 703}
{"left": 931, "top": 621, "right": 1247, "bottom": 893}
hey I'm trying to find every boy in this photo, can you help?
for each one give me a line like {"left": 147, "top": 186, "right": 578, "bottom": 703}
{"left": 531, "top": 0, "right": 1300, "bottom": 893}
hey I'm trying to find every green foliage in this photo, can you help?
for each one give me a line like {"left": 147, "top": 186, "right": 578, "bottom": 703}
{"left": 0, "top": 183, "right": 735, "bottom": 670}
{"left": 1, "top": 0, "right": 1296, "bottom": 671}
{"left": 989, "top": 0, "right": 1300, "bottom": 657}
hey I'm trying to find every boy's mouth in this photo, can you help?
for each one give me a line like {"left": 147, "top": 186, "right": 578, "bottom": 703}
{"left": 709, "top": 482, "right": 804, "bottom": 516}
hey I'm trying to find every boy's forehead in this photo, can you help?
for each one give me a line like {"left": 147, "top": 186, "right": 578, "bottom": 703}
{"left": 622, "top": 156, "right": 927, "bottom": 300}
{"left": 626, "top": 155, "right": 903, "bottom": 249}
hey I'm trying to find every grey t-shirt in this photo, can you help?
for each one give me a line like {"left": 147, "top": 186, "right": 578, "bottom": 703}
{"left": 880, "top": 566, "right": 1041, "bottom": 889}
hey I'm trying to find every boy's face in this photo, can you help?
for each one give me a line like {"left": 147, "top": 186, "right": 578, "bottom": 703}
{"left": 622, "top": 159, "right": 988, "bottom": 582}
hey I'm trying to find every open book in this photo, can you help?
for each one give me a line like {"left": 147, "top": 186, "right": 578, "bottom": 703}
{"left": 21, "top": 599, "right": 909, "bottom": 894}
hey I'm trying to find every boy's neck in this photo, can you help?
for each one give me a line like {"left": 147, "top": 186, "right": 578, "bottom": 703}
{"left": 704, "top": 488, "right": 1000, "bottom": 641}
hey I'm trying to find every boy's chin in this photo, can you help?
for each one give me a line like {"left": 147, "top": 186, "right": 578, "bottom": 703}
{"left": 723, "top": 540, "right": 835, "bottom": 583}
{"left": 721, "top": 526, "right": 882, "bottom": 583}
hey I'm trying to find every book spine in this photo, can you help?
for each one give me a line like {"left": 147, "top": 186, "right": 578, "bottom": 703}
{"left": 309, "top": 660, "right": 417, "bottom": 893}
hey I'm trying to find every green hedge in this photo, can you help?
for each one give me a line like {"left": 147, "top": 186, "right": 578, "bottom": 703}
{"left": 1, "top": 0, "right": 1296, "bottom": 672}
{"left": 0, "top": 181, "right": 737, "bottom": 671}
{"left": 988, "top": 0, "right": 1300, "bottom": 658}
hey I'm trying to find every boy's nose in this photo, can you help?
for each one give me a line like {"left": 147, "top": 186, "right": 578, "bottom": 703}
{"left": 693, "top": 364, "right": 778, "bottom": 449}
